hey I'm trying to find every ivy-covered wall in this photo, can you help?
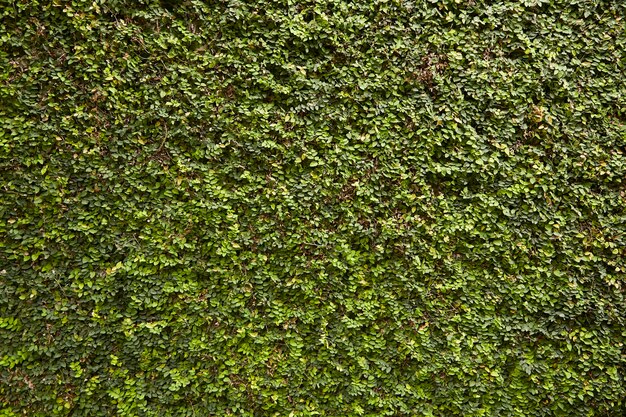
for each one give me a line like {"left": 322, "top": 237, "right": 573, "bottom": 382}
{"left": 1, "top": 0, "right": 626, "bottom": 415}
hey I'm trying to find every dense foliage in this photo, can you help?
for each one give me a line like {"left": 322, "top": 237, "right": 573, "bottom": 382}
{"left": 2, "top": 0, "right": 626, "bottom": 415}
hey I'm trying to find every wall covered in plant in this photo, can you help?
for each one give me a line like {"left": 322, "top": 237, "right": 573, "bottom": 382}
{"left": 1, "top": 0, "right": 626, "bottom": 415}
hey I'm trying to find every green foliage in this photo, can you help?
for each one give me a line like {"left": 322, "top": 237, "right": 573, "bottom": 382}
{"left": 1, "top": 0, "right": 626, "bottom": 415}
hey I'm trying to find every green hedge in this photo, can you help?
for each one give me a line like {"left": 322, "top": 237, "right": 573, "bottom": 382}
{"left": 2, "top": 0, "right": 626, "bottom": 415}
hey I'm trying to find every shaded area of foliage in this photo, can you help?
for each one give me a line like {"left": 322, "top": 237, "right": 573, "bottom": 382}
{"left": 1, "top": 0, "right": 626, "bottom": 415}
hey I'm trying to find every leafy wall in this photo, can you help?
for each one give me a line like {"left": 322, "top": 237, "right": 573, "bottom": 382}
{"left": 1, "top": 0, "right": 626, "bottom": 415}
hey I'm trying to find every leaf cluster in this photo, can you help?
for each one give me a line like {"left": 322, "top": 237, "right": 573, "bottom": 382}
{"left": 1, "top": 1, "right": 626, "bottom": 416}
